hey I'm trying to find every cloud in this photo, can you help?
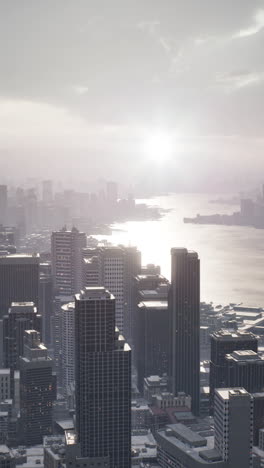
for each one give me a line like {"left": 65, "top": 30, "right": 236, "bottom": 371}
{"left": 234, "top": 9, "right": 264, "bottom": 38}
{"left": 73, "top": 85, "right": 89, "bottom": 95}
{"left": 216, "top": 70, "right": 264, "bottom": 90}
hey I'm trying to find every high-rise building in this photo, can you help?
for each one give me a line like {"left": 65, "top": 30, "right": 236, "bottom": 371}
{"left": 39, "top": 262, "right": 53, "bottom": 346}
{"left": 82, "top": 245, "right": 141, "bottom": 339}
{"left": 51, "top": 295, "right": 72, "bottom": 387}
{"left": 136, "top": 300, "right": 170, "bottom": 392}
{"left": 51, "top": 227, "right": 87, "bottom": 296}
{"left": 0, "top": 370, "right": 11, "bottom": 402}
{"left": 252, "top": 392, "right": 264, "bottom": 446}
{"left": 61, "top": 302, "right": 75, "bottom": 395}
{"left": 19, "top": 330, "right": 56, "bottom": 446}
{"left": 169, "top": 248, "right": 200, "bottom": 415}
{"left": 0, "top": 254, "right": 40, "bottom": 318}
{"left": 225, "top": 350, "right": 264, "bottom": 393}
{"left": 0, "top": 186, "right": 7, "bottom": 225}
{"left": 82, "top": 256, "right": 100, "bottom": 287}
{"left": 72, "top": 287, "right": 131, "bottom": 467}
{"left": 3, "top": 302, "right": 42, "bottom": 371}
{"left": 214, "top": 388, "right": 253, "bottom": 467}
{"left": 210, "top": 330, "right": 258, "bottom": 411}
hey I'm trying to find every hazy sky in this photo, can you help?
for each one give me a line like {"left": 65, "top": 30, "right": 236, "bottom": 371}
{"left": 1, "top": 0, "right": 264, "bottom": 190}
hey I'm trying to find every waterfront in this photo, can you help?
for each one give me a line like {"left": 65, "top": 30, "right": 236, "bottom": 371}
{"left": 95, "top": 193, "right": 264, "bottom": 306}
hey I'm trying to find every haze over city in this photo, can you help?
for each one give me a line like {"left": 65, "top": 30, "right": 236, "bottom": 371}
{"left": 1, "top": 2, "right": 264, "bottom": 468}
{"left": 1, "top": 1, "right": 264, "bottom": 191}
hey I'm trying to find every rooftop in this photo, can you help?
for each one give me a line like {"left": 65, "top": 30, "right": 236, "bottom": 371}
{"left": 138, "top": 301, "right": 168, "bottom": 309}
{"left": 76, "top": 287, "right": 113, "bottom": 301}
{"left": 215, "top": 387, "right": 250, "bottom": 400}
{"left": 212, "top": 329, "right": 257, "bottom": 341}
{"left": 226, "top": 349, "right": 263, "bottom": 362}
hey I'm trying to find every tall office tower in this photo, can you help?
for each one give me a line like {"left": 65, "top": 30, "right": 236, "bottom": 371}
{"left": 210, "top": 330, "right": 258, "bottom": 411}
{"left": 0, "top": 254, "right": 40, "bottom": 318}
{"left": 51, "top": 295, "right": 72, "bottom": 387}
{"left": 0, "top": 185, "right": 7, "bottom": 225}
{"left": 214, "top": 388, "right": 253, "bottom": 467}
{"left": 19, "top": 330, "right": 56, "bottom": 446}
{"left": 42, "top": 180, "right": 53, "bottom": 204}
{"left": 106, "top": 181, "right": 118, "bottom": 203}
{"left": 136, "top": 300, "right": 170, "bottom": 392}
{"left": 82, "top": 256, "right": 100, "bottom": 287}
{"left": 61, "top": 302, "right": 75, "bottom": 395}
{"left": 252, "top": 392, "right": 264, "bottom": 446}
{"left": 51, "top": 227, "right": 87, "bottom": 296}
{"left": 39, "top": 263, "right": 53, "bottom": 346}
{"left": 82, "top": 246, "right": 141, "bottom": 339}
{"left": 74, "top": 287, "right": 131, "bottom": 467}
{"left": 169, "top": 248, "right": 200, "bottom": 416}
{"left": 225, "top": 350, "right": 264, "bottom": 392}
{"left": 132, "top": 272, "right": 169, "bottom": 347}
{"left": 3, "top": 302, "right": 42, "bottom": 371}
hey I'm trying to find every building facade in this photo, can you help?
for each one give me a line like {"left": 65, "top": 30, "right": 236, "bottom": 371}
{"left": 51, "top": 227, "right": 87, "bottom": 296}
{"left": 19, "top": 330, "right": 56, "bottom": 446}
{"left": 74, "top": 287, "right": 131, "bottom": 468}
{"left": 169, "top": 248, "right": 200, "bottom": 415}
{"left": 214, "top": 388, "right": 253, "bottom": 468}
{"left": 0, "top": 254, "right": 39, "bottom": 318}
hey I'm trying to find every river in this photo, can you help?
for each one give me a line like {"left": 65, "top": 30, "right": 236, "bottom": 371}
{"left": 95, "top": 193, "right": 264, "bottom": 306}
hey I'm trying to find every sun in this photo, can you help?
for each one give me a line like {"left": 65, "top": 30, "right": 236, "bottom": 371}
{"left": 144, "top": 131, "right": 173, "bottom": 163}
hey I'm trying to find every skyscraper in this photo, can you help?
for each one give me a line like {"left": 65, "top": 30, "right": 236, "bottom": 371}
{"left": 225, "top": 349, "right": 264, "bottom": 393}
{"left": 169, "top": 248, "right": 200, "bottom": 415}
{"left": 82, "top": 245, "right": 141, "bottom": 339}
{"left": 61, "top": 302, "right": 75, "bottom": 394}
{"left": 214, "top": 388, "right": 253, "bottom": 467}
{"left": 73, "top": 287, "right": 131, "bottom": 467}
{"left": 19, "top": 330, "right": 56, "bottom": 446}
{"left": 51, "top": 227, "right": 87, "bottom": 297}
{"left": 136, "top": 300, "right": 170, "bottom": 392}
{"left": 39, "top": 262, "right": 53, "bottom": 346}
{"left": 3, "top": 302, "right": 42, "bottom": 371}
{"left": 209, "top": 330, "right": 258, "bottom": 412}
{"left": 0, "top": 254, "right": 40, "bottom": 318}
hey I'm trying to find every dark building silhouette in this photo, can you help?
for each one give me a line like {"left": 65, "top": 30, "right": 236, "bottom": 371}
{"left": 3, "top": 302, "right": 42, "bottom": 371}
{"left": 74, "top": 287, "right": 131, "bottom": 468}
{"left": 136, "top": 300, "right": 170, "bottom": 392}
{"left": 0, "top": 254, "right": 39, "bottom": 318}
{"left": 209, "top": 330, "right": 258, "bottom": 412}
{"left": 39, "top": 263, "right": 53, "bottom": 346}
{"left": 169, "top": 248, "right": 200, "bottom": 415}
{"left": 226, "top": 350, "right": 264, "bottom": 393}
{"left": 19, "top": 330, "right": 56, "bottom": 446}
{"left": 252, "top": 392, "right": 264, "bottom": 446}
